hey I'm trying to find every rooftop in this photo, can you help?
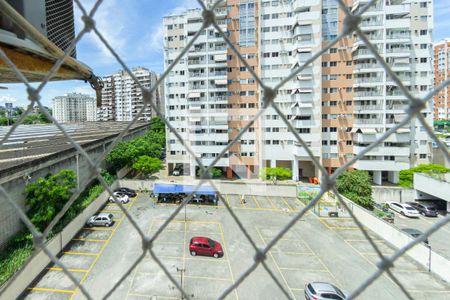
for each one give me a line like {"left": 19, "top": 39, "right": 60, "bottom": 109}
{"left": 0, "top": 122, "right": 149, "bottom": 171}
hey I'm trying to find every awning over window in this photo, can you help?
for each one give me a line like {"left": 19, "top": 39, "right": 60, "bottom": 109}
{"left": 361, "top": 128, "right": 377, "bottom": 134}
{"left": 215, "top": 79, "right": 228, "bottom": 85}
{"left": 296, "top": 47, "right": 312, "bottom": 53}
{"left": 291, "top": 89, "right": 300, "bottom": 95}
{"left": 394, "top": 114, "right": 406, "bottom": 122}
{"left": 188, "top": 92, "right": 201, "bottom": 98}
{"left": 214, "top": 54, "right": 227, "bottom": 62}
{"left": 396, "top": 128, "right": 410, "bottom": 133}
{"left": 291, "top": 102, "right": 299, "bottom": 109}
{"left": 351, "top": 127, "right": 359, "bottom": 133}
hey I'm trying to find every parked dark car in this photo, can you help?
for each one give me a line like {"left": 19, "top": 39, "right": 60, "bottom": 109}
{"left": 401, "top": 228, "right": 429, "bottom": 245}
{"left": 406, "top": 202, "right": 438, "bottom": 217}
{"left": 114, "top": 187, "right": 137, "bottom": 197}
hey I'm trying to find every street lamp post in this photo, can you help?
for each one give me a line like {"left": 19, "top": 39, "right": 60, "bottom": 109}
{"left": 176, "top": 267, "right": 185, "bottom": 299}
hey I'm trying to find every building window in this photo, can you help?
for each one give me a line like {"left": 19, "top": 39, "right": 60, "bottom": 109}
{"left": 419, "top": 154, "right": 427, "bottom": 159}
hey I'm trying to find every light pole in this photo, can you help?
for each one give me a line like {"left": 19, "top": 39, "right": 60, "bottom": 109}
{"left": 176, "top": 267, "right": 185, "bottom": 299}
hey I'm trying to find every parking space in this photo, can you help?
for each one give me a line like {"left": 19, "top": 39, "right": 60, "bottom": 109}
{"left": 125, "top": 219, "right": 237, "bottom": 300}
{"left": 390, "top": 211, "right": 450, "bottom": 260}
{"left": 256, "top": 226, "right": 340, "bottom": 298}
{"left": 20, "top": 191, "right": 450, "bottom": 300}
{"left": 20, "top": 194, "right": 139, "bottom": 300}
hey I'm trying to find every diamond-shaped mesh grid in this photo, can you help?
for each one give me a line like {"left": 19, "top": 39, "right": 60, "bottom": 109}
{"left": 0, "top": 0, "right": 449, "bottom": 299}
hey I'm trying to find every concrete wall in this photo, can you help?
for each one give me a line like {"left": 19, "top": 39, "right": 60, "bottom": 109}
{"left": 0, "top": 126, "right": 147, "bottom": 248}
{"left": 0, "top": 182, "right": 117, "bottom": 299}
{"left": 341, "top": 195, "right": 450, "bottom": 282}
{"left": 371, "top": 186, "right": 416, "bottom": 204}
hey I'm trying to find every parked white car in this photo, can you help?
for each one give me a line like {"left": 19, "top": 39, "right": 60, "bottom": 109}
{"left": 108, "top": 192, "right": 129, "bottom": 204}
{"left": 386, "top": 201, "right": 420, "bottom": 218}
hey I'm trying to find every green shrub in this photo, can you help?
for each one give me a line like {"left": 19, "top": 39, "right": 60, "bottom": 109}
{"left": 398, "top": 164, "right": 450, "bottom": 188}
{"left": 259, "top": 168, "right": 292, "bottom": 181}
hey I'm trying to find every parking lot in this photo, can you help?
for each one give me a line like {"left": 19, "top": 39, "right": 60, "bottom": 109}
{"left": 389, "top": 209, "right": 450, "bottom": 260}
{"left": 20, "top": 192, "right": 450, "bottom": 300}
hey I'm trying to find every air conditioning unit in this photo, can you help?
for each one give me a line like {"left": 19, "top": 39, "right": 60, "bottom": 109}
{"left": 0, "top": 0, "right": 77, "bottom": 57}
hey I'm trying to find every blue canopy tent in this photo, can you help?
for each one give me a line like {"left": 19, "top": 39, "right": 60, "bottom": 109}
{"left": 153, "top": 183, "right": 217, "bottom": 205}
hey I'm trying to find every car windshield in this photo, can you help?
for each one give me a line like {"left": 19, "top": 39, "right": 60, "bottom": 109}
{"left": 405, "top": 207, "right": 416, "bottom": 210}
{"left": 208, "top": 239, "right": 216, "bottom": 248}
{"left": 333, "top": 286, "right": 345, "bottom": 298}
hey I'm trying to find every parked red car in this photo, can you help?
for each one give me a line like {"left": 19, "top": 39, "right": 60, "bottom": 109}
{"left": 189, "top": 236, "right": 223, "bottom": 258}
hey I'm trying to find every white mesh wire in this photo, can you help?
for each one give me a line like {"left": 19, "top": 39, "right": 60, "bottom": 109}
{"left": 0, "top": 0, "right": 449, "bottom": 299}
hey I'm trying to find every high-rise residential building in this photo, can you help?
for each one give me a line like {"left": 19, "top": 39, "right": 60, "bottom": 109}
{"left": 163, "top": 0, "right": 433, "bottom": 184}
{"left": 52, "top": 93, "right": 96, "bottom": 123}
{"left": 98, "top": 67, "right": 163, "bottom": 122}
{"left": 434, "top": 39, "right": 450, "bottom": 120}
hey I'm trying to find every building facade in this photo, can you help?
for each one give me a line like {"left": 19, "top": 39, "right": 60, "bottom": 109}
{"left": 163, "top": 0, "right": 433, "bottom": 184}
{"left": 434, "top": 39, "right": 450, "bottom": 120}
{"left": 98, "top": 67, "right": 163, "bottom": 122}
{"left": 52, "top": 93, "right": 96, "bottom": 123}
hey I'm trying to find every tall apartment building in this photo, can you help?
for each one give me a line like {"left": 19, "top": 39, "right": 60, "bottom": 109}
{"left": 163, "top": 0, "right": 433, "bottom": 184}
{"left": 434, "top": 39, "right": 450, "bottom": 120}
{"left": 52, "top": 93, "right": 96, "bottom": 123}
{"left": 98, "top": 67, "right": 163, "bottom": 122}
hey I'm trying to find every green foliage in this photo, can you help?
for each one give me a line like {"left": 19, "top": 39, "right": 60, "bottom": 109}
{"left": 25, "top": 170, "right": 76, "bottom": 231}
{"left": 1, "top": 170, "right": 115, "bottom": 285}
{"left": 106, "top": 117, "right": 166, "bottom": 172}
{"left": 259, "top": 168, "right": 292, "bottom": 181}
{"left": 398, "top": 164, "right": 450, "bottom": 188}
{"left": 0, "top": 231, "right": 33, "bottom": 286}
{"left": 336, "top": 170, "right": 374, "bottom": 210}
{"left": 0, "top": 116, "right": 13, "bottom": 126}
{"left": 20, "top": 113, "right": 51, "bottom": 125}
{"left": 211, "top": 167, "right": 222, "bottom": 178}
{"left": 132, "top": 155, "right": 162, "bottom": 177}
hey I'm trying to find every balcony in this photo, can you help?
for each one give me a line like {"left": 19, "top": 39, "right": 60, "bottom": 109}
{"left": 354, "top": 118, "right": 382, "bottom": 125}
{"left": 386, "top": 33, "right": 410, "bottom": 41}
{"left": 354, "top": 146, "right": 410, "bottom": 156}
{"left": 354, "top": 104, "right": 383, "bottom": 112}
{"left": 354, "top": 91, "right": 383, "bottom": 99}
{"left": 352, "top": 159, "right": 409, "bottom": 171}
{"left": 293, "top": 142, "right": 320, "bottom": 158}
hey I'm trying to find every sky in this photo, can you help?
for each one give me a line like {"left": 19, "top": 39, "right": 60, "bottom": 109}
{"left": 1, "top": 0, "right": 449, "bottom": 108}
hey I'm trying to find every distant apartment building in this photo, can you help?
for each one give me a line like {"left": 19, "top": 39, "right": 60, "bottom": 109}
{"left": 163, "top": 0, "right": 433, "bottom": 184}
{"left": 434, "top": 39, "right": 450, "bottom": 120}
{"left": 98, "top": 67, "right": 163, "bottom": 122}
{"left": 52, "top": 93, "right": 96, "bottom": 123}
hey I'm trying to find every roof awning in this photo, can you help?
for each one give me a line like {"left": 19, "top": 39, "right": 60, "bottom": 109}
{"left": 396, "top": 128, "right": 410, "bottom": 133}
{"left": 291, "top": 89, "right": 300, "bottom": 95}
{"left": 351, "top": 127, "right": 359, "bottom": 133}
{"left": 154, "top": 184, "right": 177, "bottom": 194}
{"left": 188, "top": 92, "right": 201, "bottom": 98}
{"left": 215, "top": 79, "right": 227, "bottom": 85}
{"left": 299, "top": 102, "right": 313, "bottom": 108}
{"left": 214, "top": 54, "right": 227, "bottom": 62}
{"left": 351, "top": 44, "right": 359, "bottom": 53}
{"left": 361, "top": 128, "right": 377, "bottom": 134}
{"left": 153, "top": 184, "right": 216, "bottom": 195}
{"left": 291, "top": 62, "right": 300, "bottom": 69}
{"left": 291, "top": 102, "right": 299, "bottom": 109}
{"left": 299, "top": 88, "right": 313, "bottom": 93}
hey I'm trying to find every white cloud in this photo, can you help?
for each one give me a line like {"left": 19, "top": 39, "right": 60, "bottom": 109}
{"left": 0, "top": 95, "right": 17, "bottom": 103}
{"left": 170, "top": 0, "right": 201, "bottom": 15}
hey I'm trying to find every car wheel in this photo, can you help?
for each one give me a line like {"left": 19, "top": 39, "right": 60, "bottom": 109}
{"left": 105, "top": 223, "right": 110, "bottom": 227}
{"left": 88, "top": 223, "right": 93, "bottom": 228}
{"left": 401, "top": 211, "right": 405, "bottom": 216}
{"left": 213, "top": 253, "right": 219, "bottom": 258}
{"left": 191, "top": 251, "right": 196, "bottom": 256}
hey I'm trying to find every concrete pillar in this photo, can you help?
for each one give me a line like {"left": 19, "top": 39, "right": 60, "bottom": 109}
{"left": 447, "top": 201, "right": 450, "bottom": 213}
{"left": 292, "top": 159, "right": 299, "bottom": 181}
{"left": 388, "top": 171, "right": 399, "bottom": 184}
{"left": 246, "top": 165, "right": 251, "bottom": 179}
{"left": 270, "top": 160, "right": 276, "bottom": 168}
{"left": 190, "top": 163, "right": 196, "bottom": 177}
{"left": 373, "top": 171, "right": 382, "bottom": 185}
{"left": 226, "top": 167, "right": 233, "bottom": 179}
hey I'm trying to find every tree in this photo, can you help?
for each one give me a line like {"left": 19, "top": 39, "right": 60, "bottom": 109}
{"left": 398, "top": 164, "right": 450, "bottom": 188}
{"left": 259, "top": 168, "right": 292, "bottom": 181}
{"left": 132, "top": 156, "right": 162, "bottom": 177}
{"left": 211, "top": 167, "right": 222, "bottom": 178}
{"left": 25, "top": 170, "right": 76, "bottom": 231}
{"left": 336, "top": 170, "right": 374, "bottom": 209}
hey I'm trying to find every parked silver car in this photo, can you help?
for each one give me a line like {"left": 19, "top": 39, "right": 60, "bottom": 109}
{"left": 86, "top": 213, "right": 114, "bottom": 227}
{"left": 305, "top": 282, "right": 347, "bottom": 300}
